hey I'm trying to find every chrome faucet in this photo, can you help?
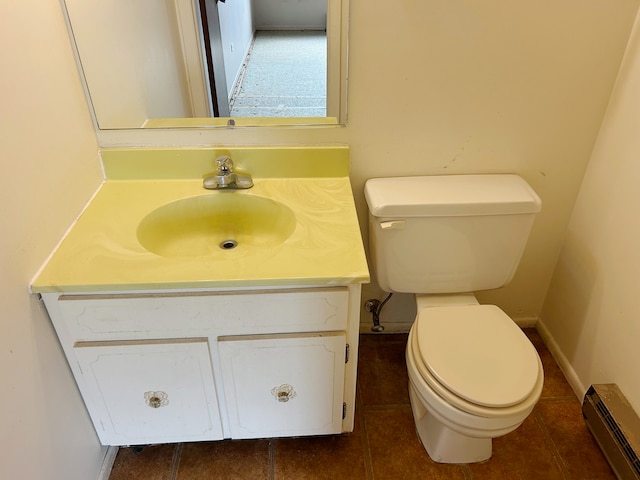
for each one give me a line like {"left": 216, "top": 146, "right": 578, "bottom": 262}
{"left": 203, "top": 155, "right": 253, "bottom": 190}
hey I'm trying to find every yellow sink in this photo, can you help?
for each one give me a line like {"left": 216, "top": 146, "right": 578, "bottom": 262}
{"left": 137, "top": 193, "right": 297, "bottom": 257}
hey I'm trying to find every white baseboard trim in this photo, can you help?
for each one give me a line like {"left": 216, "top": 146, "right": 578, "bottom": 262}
{"left": 536, "top": 320, "right": 585, "bottom": 400}
{"left": 97, "top": 446, "right": 118, "bottom": 480}
{"left": 513, "top": 315, "right": 539, "bottom": 328}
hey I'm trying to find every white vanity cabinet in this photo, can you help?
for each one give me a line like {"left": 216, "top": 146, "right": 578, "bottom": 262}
{"left": 40, "top": 285, "right": 360, "bottom": 446}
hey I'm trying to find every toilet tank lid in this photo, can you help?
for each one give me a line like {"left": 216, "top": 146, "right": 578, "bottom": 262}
{"left": 365, "top": 174, "right": 541, "bottom": 217}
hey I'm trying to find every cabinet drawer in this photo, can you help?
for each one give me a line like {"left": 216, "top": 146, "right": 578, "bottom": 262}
{"left": 54, "top": 287, "right": 349, "bottom": 340}
{"left": 219, "top": 332, "right": 346, "bottom": 439}
{"left": 73, "top": 338, "right": 223, "bottom": 445}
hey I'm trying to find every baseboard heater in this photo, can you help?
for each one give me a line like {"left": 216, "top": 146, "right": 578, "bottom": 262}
{"left": 583, "top": 384, "right": 640, "bottom": 480}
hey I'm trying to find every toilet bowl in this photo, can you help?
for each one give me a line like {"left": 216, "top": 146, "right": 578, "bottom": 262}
{"left": 406, "top": 299, "right": 543, "bottom": 463}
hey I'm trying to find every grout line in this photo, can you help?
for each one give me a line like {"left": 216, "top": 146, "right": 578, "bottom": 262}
{"left": 360, "top": 424, "right": 376, "bottom": 479}
{"left": 537, "top": 396, "right": 581, "bottom": 403}
{"left": 169, "top": 443, "right": 183, "bottom": 480}
{"left": 531, "top": 408, "right": 571, "bottom": 480}
{"left": 461, "top": 464, "right": 475, "bottom": 480}
{"left": 269, "top": 439, "right": 276, "bottom": 480}
{"left": 355, "top": 390, "right": 376, "bottom": 480}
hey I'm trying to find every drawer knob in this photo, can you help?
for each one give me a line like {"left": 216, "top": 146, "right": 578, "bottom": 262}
{"left": 271, "top": 384, "right": 297, "bottom": 403}
{"left": 144, "top": 391, "right": 169, "bottom": 408}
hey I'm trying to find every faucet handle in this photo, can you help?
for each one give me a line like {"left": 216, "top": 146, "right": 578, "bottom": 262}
{"left": 216, "top": 155, "right": 234, "bottom": 173}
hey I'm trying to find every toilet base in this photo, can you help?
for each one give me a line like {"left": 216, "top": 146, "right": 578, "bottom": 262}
{"left": 409, "top": 383, "right": 492, "bottom": 464}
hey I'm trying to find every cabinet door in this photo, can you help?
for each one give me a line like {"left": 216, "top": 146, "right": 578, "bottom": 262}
{"left": 219, "top": 333, "right": 346, "bottom": 439}
{"left": 73, "top": 339, "right": 223, "bottom": 445}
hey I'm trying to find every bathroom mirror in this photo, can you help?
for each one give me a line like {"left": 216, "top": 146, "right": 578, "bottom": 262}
{"left": 62, "top": 0, "right": 349, "bottom": 130}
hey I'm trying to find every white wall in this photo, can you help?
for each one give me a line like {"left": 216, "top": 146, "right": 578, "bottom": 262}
{"left": 540, "top": 10, "right": 640, "bottom": 412}
{"left": 65, "top": 0, "right": 192, "bottom": 127}
{"left": 0, "top": 1, "right": 106, "bottom": 479}
{"left": 252, "top": 0, "right": 326, "bottom": 30}
{"left": 219, "top": 0, "right": 254, "bottom": 96}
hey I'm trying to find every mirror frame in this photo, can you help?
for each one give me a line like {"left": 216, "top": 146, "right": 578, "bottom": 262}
{"left": 60, "top": 0, "right": 349, "bottom": 141}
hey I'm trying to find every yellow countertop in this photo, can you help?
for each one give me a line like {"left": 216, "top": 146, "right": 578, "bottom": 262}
{"left": 32, "top": 148, "right": 369, "bottom": 293}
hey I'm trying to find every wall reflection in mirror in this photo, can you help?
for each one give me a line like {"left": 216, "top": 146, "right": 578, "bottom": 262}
{"left": 63, "top": 0, "right": 348, "bottom": 129}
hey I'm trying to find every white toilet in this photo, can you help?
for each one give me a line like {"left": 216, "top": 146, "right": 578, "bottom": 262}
{"left": 364, "top": 174, "right": 544, "bottom": 464}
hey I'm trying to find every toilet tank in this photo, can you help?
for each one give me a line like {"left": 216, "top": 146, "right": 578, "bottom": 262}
{"left": 364, "top": 174, "right": 541, "bottom": 293}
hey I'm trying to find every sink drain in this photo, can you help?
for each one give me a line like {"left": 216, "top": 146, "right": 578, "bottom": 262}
{"left": 220, "top": 239, "right": 238, "bottom": 250}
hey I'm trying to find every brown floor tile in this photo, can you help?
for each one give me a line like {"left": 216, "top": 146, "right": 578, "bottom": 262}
{"left": 523, "top": 328, "right": 546, "bottom": 351}
{"left": 538, "top": 354, "right": 576, "bottom": 398}
{"left": 358, "top": 332, "right": 404, "bottom": 346}
{"left": 357, "top": 334, "right": 410, "bottom": 407}
{"left": 109, "top": 444, "right": 177, "bottom": 480}
{"left": 524, "top": 328, "right": 576, "bottom": 399}
{"left": 274, "top": 433, "right": 368, "bottom": 480}
{"left": 468, "top": 414, "right": 564, "bottom": 480}
{"left": 176, "top": 440, "right": 270, "bottom": 480}
{"left": 536, "top": 400, "right": 616, "bottom": 479}
{"left": 364, "top": 406, "right": 467, "bottom": 480}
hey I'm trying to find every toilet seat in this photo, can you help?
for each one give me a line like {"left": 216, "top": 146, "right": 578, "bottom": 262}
{"left": 413, "top": 304, "right": 542, "bottom": 415}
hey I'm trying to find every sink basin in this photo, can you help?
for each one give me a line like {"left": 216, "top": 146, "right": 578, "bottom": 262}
{"left": 137, "top": 194, "right": 297, "bottom": 257}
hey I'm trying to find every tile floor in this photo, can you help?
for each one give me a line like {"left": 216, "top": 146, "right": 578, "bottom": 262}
{"left": 108, "top": 329, "right": 615, "bottom": 480}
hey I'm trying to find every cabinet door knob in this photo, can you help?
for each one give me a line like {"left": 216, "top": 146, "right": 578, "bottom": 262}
{"left": 271, "top": 384, "right": 297, "bottom": 403}
{"left": 144, "top": 391, "right": 169, "bottom": 408}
